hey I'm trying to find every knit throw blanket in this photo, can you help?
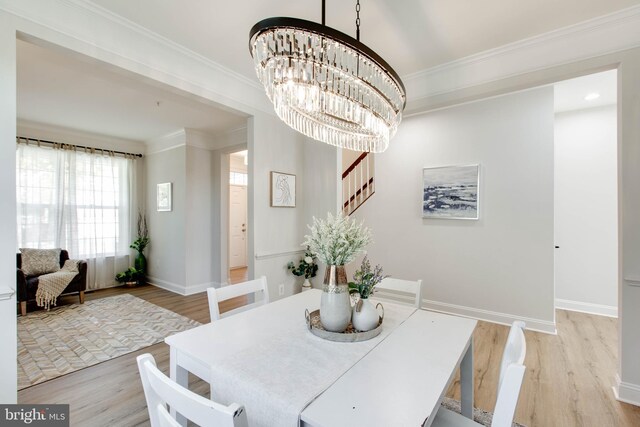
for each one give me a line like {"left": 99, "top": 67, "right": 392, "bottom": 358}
{"left": 35, "top": 260, "right": 80, "bottom": 310}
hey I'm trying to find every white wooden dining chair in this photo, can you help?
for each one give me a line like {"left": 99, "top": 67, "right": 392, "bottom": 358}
{"left": 431, "top": 321, "right": 527, "bottom": 427}
{"left": 136, "top": 353, "right": 248, "bottom": 427}
{"left": 374, "top": 277, "right": 423, "bottom": 308}
{"left": 156, "top": 403, "right": 181, "bottom": 427}
{"left": 207, "top": 276, "right": 270, "bottom": 322}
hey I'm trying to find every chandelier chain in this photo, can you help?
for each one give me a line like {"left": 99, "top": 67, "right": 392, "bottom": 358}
{"left": 355, "top": 0, "right": 361, "bottom": 41}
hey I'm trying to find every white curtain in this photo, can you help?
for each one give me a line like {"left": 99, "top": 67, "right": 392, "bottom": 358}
{"left": 16, "top": 143, "right": 135, "bottom": 290}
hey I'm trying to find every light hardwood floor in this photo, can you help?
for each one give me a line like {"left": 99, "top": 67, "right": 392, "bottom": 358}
{"left": 18, "top": 284, "right": 640, "bottom": 426}
{"left": 229, "top": 267, "right": 248, "bottom": 284}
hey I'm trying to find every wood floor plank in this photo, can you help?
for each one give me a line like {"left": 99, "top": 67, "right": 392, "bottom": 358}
{"left": 18, "top": 280, "right": 640, "bottom": 426}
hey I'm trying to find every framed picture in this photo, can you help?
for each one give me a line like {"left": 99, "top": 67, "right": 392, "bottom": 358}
{"left": 270, "top": 171, "right": 296, "bottom": 207}
{"left": 422, "top": 164, "right": 479, "bottom": 220}
{"left": 157, "top": 182, "right": 172, "bottom": 212}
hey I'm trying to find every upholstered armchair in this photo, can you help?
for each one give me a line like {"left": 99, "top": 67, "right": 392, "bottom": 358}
{"left": 16, "top": 250, "right": 87, "bottom": 316}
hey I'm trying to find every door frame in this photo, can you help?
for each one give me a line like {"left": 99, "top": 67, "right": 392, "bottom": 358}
{"left": 219, "top": 142, "right": 248, "bottom": 286}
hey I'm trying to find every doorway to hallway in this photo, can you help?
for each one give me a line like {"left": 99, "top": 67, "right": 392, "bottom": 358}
{"left": 553, "top": 70, "right": 618, "bottom": 318}
{"left": 228, "top": 150, "right": 248, "bottom": 281}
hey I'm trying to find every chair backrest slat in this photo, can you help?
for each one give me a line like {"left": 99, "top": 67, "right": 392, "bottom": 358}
{"left": 157, "top": 404, "right": 181, "bottom": 427}
{"left": 498, "top": 321, "right": 527, "bottom": 388}
{"left": 491, "top": 321, "right": 527, "bottom": 427}
{"left": 491, "top": 364, "right": 526, "bottom": 427}
{"left": 375, "top": 278, "right": 423, "bottom": 308}
{"left": 207, "top": 276, "right": 269, "bottom": 322}
{"left": 137, "top": 354, "right": 248, "bottom": 427}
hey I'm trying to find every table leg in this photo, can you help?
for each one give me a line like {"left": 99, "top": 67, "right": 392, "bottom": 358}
{"left": 460, "top": 337, "right": 474, "bottom": 419}
{"left": 170, "top": 346, "right": 189, "bottom": 426}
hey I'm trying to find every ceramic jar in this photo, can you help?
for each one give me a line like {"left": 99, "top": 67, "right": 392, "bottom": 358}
{"left": 352, "top": 298, "right": 380, "bottom": 331}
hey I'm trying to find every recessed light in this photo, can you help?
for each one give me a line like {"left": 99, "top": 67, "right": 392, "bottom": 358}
{"left": 585, "top": 93, "right": 600, "bottom": 101}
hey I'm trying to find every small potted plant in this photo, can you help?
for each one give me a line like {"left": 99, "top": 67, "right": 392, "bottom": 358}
{"left": 130, "top": 213, "right": 149, "bottom": 283}
{"left": 349, "top": 256, "right": 388, "bottom": 331}
{"left": 287, "top": 247, "right": 319, "bottom": 291}
{"left": 116, "top": 267, "right": 143, "bottom": 287}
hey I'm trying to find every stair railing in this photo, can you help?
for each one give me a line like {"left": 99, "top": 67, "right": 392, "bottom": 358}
{"left": 342, "top": 152, "right": 375, "bottom": 215}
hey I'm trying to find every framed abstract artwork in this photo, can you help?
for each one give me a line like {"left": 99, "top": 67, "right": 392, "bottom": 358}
{"left": 157, "top": 182, "right": 172, "bottom": 212}
{"left": 422, "top": 164, "right": 479, "bottom": 220}
{"left": 270, "top": 171, "right": 296, "bottom": 207}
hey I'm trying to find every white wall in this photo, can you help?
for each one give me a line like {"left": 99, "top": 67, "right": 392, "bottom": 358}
{"left": 185, "top": 145, "right": 215, "bottom": 289}
{"left": 249, "top": 114, "right": 306, "bottom": 299}
{"left": 554, "top": 105, "right": 618, "bottom": 316}
{"left": 247, "top": 114, "right": 339, "bottom": 299}
{"left": 304, "top": 140, "right": 341, "bottom": 288}
{"left": 617, "top": 48, "right": 640, "bottom": 405}
{"left": 145, "top": 145, "right": 187, "bottom": 292}
{"left": 354, "top": 87, "right": 556, "bottom": 333}
{"left": 0, "top": 14, "right": 16, "bottom": 403}
{"left": 145, "top": 138, "right": 226, "bottom": 294}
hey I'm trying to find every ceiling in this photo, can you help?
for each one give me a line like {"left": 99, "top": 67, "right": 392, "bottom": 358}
{"left": 90, "top": 0, "right": 640, "bottom": 80}
{"left": 554, "top": 70, "right": 617, "bottom": 113}
{"left": 17, "top": 2, "right": 633, "bottom": 142}
{"left": 17, "top": 40, "right": 247, "bottom": 142}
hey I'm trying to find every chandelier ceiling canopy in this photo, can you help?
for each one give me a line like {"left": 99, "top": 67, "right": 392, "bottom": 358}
{"left": 249, "top": 1, "right": 406, "bottom": 153}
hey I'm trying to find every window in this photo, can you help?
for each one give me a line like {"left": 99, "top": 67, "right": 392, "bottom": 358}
{"left": 230, "top": 171, "right": 248, "bottom": 186}
{"left": 16, "top": 144, "right": 132, "bottom": 259}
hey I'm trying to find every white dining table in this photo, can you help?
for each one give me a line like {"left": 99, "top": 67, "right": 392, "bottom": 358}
{"left": 165, "top": 289, "right": 477, "bottom": 427}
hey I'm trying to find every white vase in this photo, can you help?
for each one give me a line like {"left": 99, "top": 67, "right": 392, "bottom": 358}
{"left": 302, "top": 278, "right": 312, "bottom": 292}
{"left": 352, "top": 298, "right": 380, "bottom": 332}
{"left": 320, "top": 266, "right": 351, "bottom": 332}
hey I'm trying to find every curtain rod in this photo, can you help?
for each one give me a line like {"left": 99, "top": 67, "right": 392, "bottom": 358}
{"left": 16, "top": 136, "right": 143, "bottom": 158}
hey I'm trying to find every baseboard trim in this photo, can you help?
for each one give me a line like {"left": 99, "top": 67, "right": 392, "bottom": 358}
{"left": 147, "top": 277, "right": 219, "bottom": 296}
{"left": 185, "top": 281, "right": 219, "bottom": 296}
{"left": 614, "top": 375, "right": 640, "bottom": 406}
{"left": 0, "top": 287, "right": 15, "bottom": 301}
{"left": 421, "top": 298, "right": 557, "bottom": 334}
{"left": 147, "top": 277, "right": 187, "bottom": 295}
{"left": 555, "top": 298, "right": 618, "bottom": 318}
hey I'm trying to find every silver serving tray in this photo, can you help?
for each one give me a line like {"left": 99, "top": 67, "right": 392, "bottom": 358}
{"left": 304, "top": 305, "right": 384, "bottom": 342}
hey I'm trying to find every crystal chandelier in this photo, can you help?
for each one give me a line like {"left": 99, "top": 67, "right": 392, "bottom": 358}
{"left": 249, "top": 0, "right": 406, "bottom": 153}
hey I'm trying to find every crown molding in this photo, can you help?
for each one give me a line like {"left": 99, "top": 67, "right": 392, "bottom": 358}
{"left": 63, "top": 0, "right": 261, "bottom": 91}
{"left": 144, "top": 129, "right": 186, "bottom": 155}
{"left": 403, "top": 5, "right": 640, "bottom": 113}
{"left": 209, "top": 125, "right": 248, "bottom": 150}
{"left": 221, "top": 125, "right": 248, "bottom": 142}
{"left": 4, "top": 1, "right": 639, "bottom": 118}
{"left": 0, "top": 0, "right": 273, "bottom": 117}
{"left": 184, "top": 128, "right": 221, "bottom": 151}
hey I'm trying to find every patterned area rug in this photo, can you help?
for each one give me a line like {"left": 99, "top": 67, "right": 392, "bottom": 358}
{"left": 441, "top": 397, "right": 527, "bottom": 427}
{"left": 17, "top": 294, "right": 201, "bottom": 390}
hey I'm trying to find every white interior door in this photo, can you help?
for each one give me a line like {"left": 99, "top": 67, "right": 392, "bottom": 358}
{"left": 229, "top": 185, "right": 247, "bottom": 269}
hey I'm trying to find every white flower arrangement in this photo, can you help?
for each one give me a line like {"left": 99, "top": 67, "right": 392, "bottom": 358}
{"left": 303, "top": 212, "right": 372, "bottom": 266}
